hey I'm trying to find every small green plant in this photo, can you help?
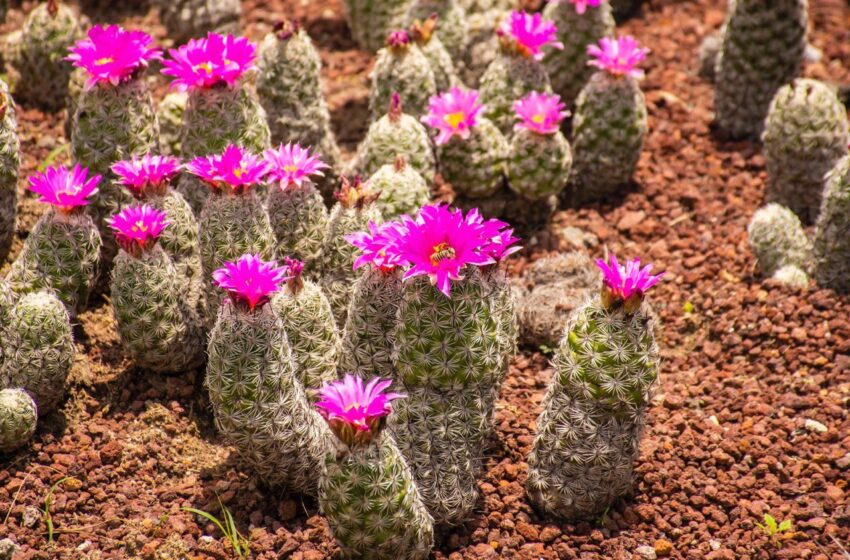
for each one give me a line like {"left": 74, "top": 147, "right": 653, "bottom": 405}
{"left": 183, "top": 496, "right": 251, "bottom": 559}
{"left": 43, "top": 477, "right": 70, "bottom": 544}
{"left": 756, "top": 513, "right": 793, "bottom": 547}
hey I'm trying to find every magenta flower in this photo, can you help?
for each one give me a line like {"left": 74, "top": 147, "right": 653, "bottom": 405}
{"left": 112, "top": 155, "right": 182, "bottom": 197}
{"left": 345, "top": 221, "right": 409, "bottom": 272}
{"left": 552, "top": 0, "right": 601, "bottom": 15}
{"left": 66, "top": 25, "right": 161, "bottom": 89}
{"left": 264, "top": 143, "right": 328, "bottom": 189}
{"left": 587, "top": 36, "right": 649, "bottom": 79}
{"left": 421, "top": 87, "right": 486, "bottom": 145}
{"left": 108, "top": 205, "right": 170, "bottom": 254}
{"left": 498, "top": 10, "right": 563, "bottom": 60}
{"left": 387, "top": 29, "right": 412, "bottom": 49}
{"left": 212, "top": 254, "right": 291, "bottom": 310}
{"left": 513, "top": 91, "right": 569, "bottom": 135}
{"left": 315, "top": 374, "right": 404, "bottom": 444}
{"left": 185, "top": 145, "right": 269, "bottom": 193}
{"left": 161, "top": 33, "right": 256, "bottom": 91}
{"left": 29, "top": 164, "right": 101, "bottom": 212}
{"left": 596, "top": 254, "right": 663, "bottom": 307}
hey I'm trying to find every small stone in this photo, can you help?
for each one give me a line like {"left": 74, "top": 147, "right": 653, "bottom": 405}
{"left": 617, "top": 210, "right": 646, "bottom": 231}
{"left": 0, "top": 538, "right": 19, "bottom": 560}
{"left": 804, "top": 419, "right": 828, "bottom": 433}
{"left": 22, "top": 506, "right": 40, "bottom": 528}
{"left": 709, "top": 540, "right": 722, "bottom": 551}
{"left": 636, "top": 545, "right": 657, "bottom": 559}
{"left": 198, "top": 535, "right": 215, "bottom": 546}
{"left": 836, "top": 453, "right": 850, "bottom": 469}
{"left": 654, "top": 538, "right": 673, "bottom": 557}
{"left": 76, "top": 541, "right": 92, "bottom": 552}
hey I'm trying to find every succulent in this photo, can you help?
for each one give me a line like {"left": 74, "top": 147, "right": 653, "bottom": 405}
{"left": 409, "top": 16, "right": 459, "bottom": 93}
{"left": 156, "top": 0, "right": 241, "bottom": 45}
{"left": 0, "top": 80, "right": 20, "bottom": 264}
{"left": 763, "top": 79, "right": 849, "bottom": 224}
{"left": 478, "top": 10, "right": 560, "bottom": 135}
{"left": 459, "top": 8, "right": 507, "bottom": 87}
{"left": 316, "top": 375, "right": 434, "bottom": 560}
{"left": 341, "top": 0, "right": 412, "bottom": 53}
{"left": 747, "top": 203, "right": 811, "bottom": 279}
{"left": 0, "top": 389, "right": 38, "bottom": 453}
{"left": 13, "top": 0, "right": 82, "bottom": 111}
{"left": 542, "top": 0, "right": 614, "bottom": 107}
{"left": 369, "top": 156, "right": 430, "bottom": 221}
{"left": 157, "top": 92, "right": 187, "bottom": 156}
{"left": 813, "top": 156, "right": 850, "bottom": 292}
{"left": 207, "top": 254, "right": 334, "bottom": 492}
{"left": 569, "top": 36, "right": 648, "bottom": 204}
{"left": 405, "top": 0, "right": 468, "bottom": 60}
{"left": 714, "top": 0, "right": 808, "bottom": 138}
{"left": 369, "top": 31, "right": 437, "bottom": 123}
{"left": 772, "top": 264, "right": 809, "bottom": 289}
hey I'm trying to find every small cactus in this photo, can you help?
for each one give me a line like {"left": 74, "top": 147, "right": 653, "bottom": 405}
{"left": 369, "top": 31, "right": 437, "bottom": 123}
{"left": 458, "top": 8, "right": 507, "bottom": 87}
{"left": 813, "top": 156, "right": 850, "bottom": 292}
{"left": 0, "top": 389, "right": 38, "bottom": 453}
{"left": 157, "top": 92, "right": 188, "bottom": 156}
{"left": 747, "top": 203, "right": 811, "bottom": 278}
{"left": 409, "top": 15, "right": 459, "bottom": 92}
{"left": 405, "top": 0, "right": 468, "bottom": 60}
{"left": 368, "top": 156, "right": 430, "bottom": 220}
{"left": 0, "top": 80, "right": 20, "bottom": 264}
{"left": 156, "top": 0, "right": 241, "bottom": 45}
{"left": 771, "top": 264, "right": 808, "bottom": 289}
{"left": 340, "top": 0, "right": 412, "bottom": 53}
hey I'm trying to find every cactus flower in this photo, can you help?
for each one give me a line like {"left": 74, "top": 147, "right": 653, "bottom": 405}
{"left": 345, "top": 220, "right": 408, "bottom": 272}
{"left": 29, "top": 164, "right": 101, "bottom": 212}
{"left": 185, "top": 145, "right": 269, "bottom": 193}
{"left": 421, "top": 87, "right": 486, "bottom": 145}
{"left": 315, "top": 374, "right": 404, "bottom": 445}
{"left": 108, "top": 205, "right": 170, "bottom": 254}
{"left": 161, "top": 33, "right": 257, "bottom": 91}
{"left": 264, "top": 143, "right": 328, "bottom": 189}
{"left": 587, "top": 36, "right": 649, "bottom": 79}
{"left": 498, "top": 10, "right": 563, "bottom": 61}
{"left": 387, "top": 29, "right": 412, "bottom": 50}
{"left": 596, "top": 253, "right": 663, "bottom": 309}
{"left": 66, "top": 25, "right": 161, "bottom": 89}
{"left": 112, "top": 155, "right": 182, "bottom": 197}
{"left": 212, "top": 253, "right": 290, "bottom": 310}
{"left": 513, "top": 91, "right": 569, "bottom": 135}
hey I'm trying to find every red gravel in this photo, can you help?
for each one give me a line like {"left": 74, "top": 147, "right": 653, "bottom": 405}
{"left": 1, "top": 1, "right": 849, "bottom": 559}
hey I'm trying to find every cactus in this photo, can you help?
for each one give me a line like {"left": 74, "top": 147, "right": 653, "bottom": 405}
{"left": 812, "top": 156, "right": 850, "bottom": 292}
{"left": 369, "top": 156, "right": 430, "bottom": 220}
{"left": 479, "top": 10, "right": 560, "bottom": 135}
{"left": 2, "top": 291, "right": 74, "bottom": 416}
{"left": 408, "top": 16, "right": 458, "bottom": 93}
{"left": 6, "top": 165, "right": 102, "bottom": 317}
{"left": 0, "top": 80, "right": 19, "bottom": 264}
{"left": 369, "top": 31, "right": 437, "bottom": 123}
{"left": 157, "top": 0, "right": 241, "bottom": 45}
{"left": 341, "top": 0, "right": 412, "bottom": 53}
{"left": 271, "top": 259, "right": 340, "bottom": 399}
{"left": 405, "top": 0, "right": 468, "bottom": 60}
{"left": 542, "top": 0, "right": 614, "bottom": 107}
{"left": 354, "top": 93, "right": 436, "bottom": 185}
{"left": 109, "top": 205, "right": 205, "bottom": 373}
{"left": 747, "top": 203, "right": 811, "bottom": 279}
{"left": 157, "top": 92, "right": 187, "bottom": 156}
{"left": 422, "top": 87, "right": 508, "bottom": 199}
{"left": 316, "top": 375, "right": 434, "bottom": 560}
{"left": 527, "top": 254, "right": 662, "bottom": 520}
{"left": 459, "top": 8, "right": 506, "bottom": 87}
{"left": 207, "top": 254, "right": 334, "bottom": 492}
{"left": 13, "top": 0, "right": 82, "bottom": 110}
{"left": 714, "top": 0, "right": 807, "bottom": 138}
{"left": 698, "top": 30, "right": 722, "bottom": 82}
{"left": 569, "top": 36, "right": 648, "bottom": 204}
{"left": 772, "top": 264, "right": 808, "bottom": 288}
{"left": 763, "top": 79, "right": 849, "bottom": 224}
{"left": 458, "top": 0, "right": 513, "bottom": 13}
{"left": 0, "top": 389, "right": 38, "bottom": 453}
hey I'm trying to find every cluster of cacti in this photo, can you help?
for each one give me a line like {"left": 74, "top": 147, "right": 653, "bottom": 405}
{"left": 813, "top": 156, "right": 850, "bottom": 292}
{"left": 341, "top": 0, "right": 412, "bottom": 53}
{"left": 713, "top": 0, "right": 807, "bottom": 138}
{"left": 408, "top": 15, "right": 459, "bottom": 92}
{"left": 370, "top": 31, "right": 437, "bottom": 123}
{"left": 156, "top": 0, "right": 241, "bottom": 45}
{"left": 368, "top": 155, "right": 430, "bottom": 221}
{"left": 527, "top": 254, "right": 662, "bottom": 519}
{"left": 404, "top": 0, "right": 468, "bottom": 60}
{"left": 0, "top": 79, "right": 19, "bottom": 263}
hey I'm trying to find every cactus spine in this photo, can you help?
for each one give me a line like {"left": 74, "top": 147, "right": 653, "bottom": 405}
{"left": 441, "top": 117, "right": 508, "bottom": 199}
{"left": 0, "top": 80, "right": 19, "bottom": 263}
{"left": 747, "top": 203, "right": 811, "bottom": 279}
{"left": 813, "top": 156, "right": 850, "bottom": 292}
{"left": 459, "top": 9, "right": 507, "bottom": 87}
{"left": 480, "top": 54, "right": 552, "bottom": 136}
{"left": 369, "top": 31, "right": 437, "bottom": 123}
{"left": 369, "top": 156, "right": 430, "bottom": 221}
{"left": 267, "top": 182, "right": 328, "bottom": 271}
{"left": 341, "top": 0, "right": 412, "bottom": 53}
{"left": 409, "top": 16, "right": 459, "bottom": 93}
{"left": 405, "top": 0, "right": 468, "bottom": 60}
{"left": 157, "top": 92, "right": 187, "bottom": 156}
{"left": 157, "top": 0, "right": 241, "bottom": 45}
{"left": 0, "top": 389, "right": 38, "bottom": 453}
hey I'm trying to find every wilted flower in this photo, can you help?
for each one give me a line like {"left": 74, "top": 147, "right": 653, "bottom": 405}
{"left": 212, "top": 254, "right": 290, "bottom": 310}
{"left": 498, "top": 10, "right": 563, "bottom": 60}
{"left": 112, "top": 155, "right": 182, "bottom": 198}
{"left": 587, "top": 36, "right": 649, "bottom": 79}
{"left": 596, "top": 253, "right": 663, "bottom": 310}
{"left": 66, "top": 25, "right": 161, "bottom": 89}
{"left": 29, "top": 164, "right": 101, "bottom": 212}
{"left": 108, "top": 205, "right": 169, "bottom": 254}
{"left": 185, "top": 145, "right": 269, "bottom": 193}
{"left": 421, "top": 87, "right": 485, "bottom": 145}
{"left": 345, "top": 220, "right": 408, "bottom": 272}
{"left": 315, "top": 374, "right": 404, "bottom": 445}
{"left": 264, "top": 143, "right": 328, "bottom": 189}
{"left": 161, "top": 33, "right": 256, "bottom": 91}
{"left": 513, "top": 91, "right": 569, "bottom": 135}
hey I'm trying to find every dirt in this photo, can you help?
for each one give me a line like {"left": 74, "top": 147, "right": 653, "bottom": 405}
{"left": 1, "top": 0, "right": 850, "bottom": 559}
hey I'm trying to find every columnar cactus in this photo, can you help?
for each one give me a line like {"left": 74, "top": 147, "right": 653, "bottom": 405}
{"left": 763, "top": 79, "right": 849, "bottom": 224}
{"left": 422, "top": 87, "right": 507, "bottom": 199}
{"left": 354, "top": 93, "right": 436, "bottom": 184}
{"left": 527, "top": 254, "right": 662, "bottom": 520}
{"left": 369, "top": 31, "right": 437, "bottom": 123}
{"left": 368, "top": 156, "right": 430, "bottom": 220}
{"left": 0, "top": 389, "right": 38, "bottom": 453}
{"left": 108, "top": 205, "right": 206, "bottom": 373}
{"left": 316, "top": 375, "right": 434, "bottom": 560}
{"left": 13, "top": 0, "right": 82, "bottom": 110}
{"left": 157, "top": 0, "right": 241, "bottom": 45}
{"left": 157, "top": 92, "right": 187, "bottom": 156}
{"left": 542, "top": 0, "right": 615, "bottom": 107}
{"left": 405, "top": 0, "right": 468, "bottom": 60}
{"left": 2, "top": 291, "right": 74, "bottom": 416}
{"left": 569, "top": 36, "right": 648, "bottom": 204}
{"left": 6, "top": 165, "right": 102, "bottom": 317}
{"left": 271, "top": 258, "right": 340, "bottom": 399}
{"left": 207, "top": 254, "right": 334, "bottom": 492}
{"left": 479, "top": 10, "right": 561, "bottom": 135}
{"left": 714, "top": 0, "right": 808, "bottom": 138}
{"left": 341, "top": 0, "right": 412, "bottom": 53}
{"left": 747, "top": 203, "right": 811, "bottom": 279}
{"left": 0, "top": 80, "right": 19, "bottom": 263}
{"left": 813, "top": 156, "right": 850, "bottom": 292}
{"left": 409, "top": 16, "right": 459, "bottom": 93}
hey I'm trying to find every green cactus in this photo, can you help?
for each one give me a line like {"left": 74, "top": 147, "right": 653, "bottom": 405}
{"left": 507, "top": 126, "right": 571, "bottom": 202}
{"left": 341, "top": 0, "right": 412, "bottom": 53}
{"left": 6, "top": 209, "right": 102, "bottom": 317}
{"left": 409, "top": 16, "right": 459, "bottom": 93}
{"left": 747, "top": 203, "right": 812, "bottom": 278}
{"left": 714, "top": 0, "right": 808, "bottom": 138}
{"left": 405, "top": 0, "right": 468, "bottom": 60}
{"left": 207, "top": 300, "right": 334, "bottom": 492}
{"left": 772, "top": 264, "right": 808, "bottom": 288}
{"left": 569, "top": 70, "right": 647, "bottom": 204}
{"left": 480, "top": 54, "right": 552, "bottom": 136}
{"left": 0, "top": 389, "right": 37, "bottom": 453}
{"left": 267, "top": 181, "right": 328, "bottom": 271}
{"left": 1, "top": 291, "right": 74, "bottom": 416}
{"left": 813, "top": 156, "right": 850, "bottom": 292}
{"left": 369, "top": 156, "right": 430, "bottom": 221}
{"left": 145, "top": 190, "right": 204, "bottom": 290}
{"left": 459, "top": 9, "right": 506, "bottom": 87}
{"left": 542, "top": 0, "right": 614, "bottom": 107}
{"left": 0, "top": 80, "right": 20, "bottom": 264}
{"left": 157, "top": 0, "right": 241, "bottom": 45}
{"left": 369, "top": 32, "right": 437, "bottom": 123}
{"left": 157, "top": 92, "right": 187, "bottom": 156}
{"left": 763, "top": 79, "right": 849, "bottom": 224}
{"left": 439, "top": 116, "right": 508, "bottom": 199}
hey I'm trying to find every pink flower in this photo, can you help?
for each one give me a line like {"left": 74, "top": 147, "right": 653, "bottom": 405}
{"left": 587, "top": 36, "right": 649, "bottom": 79}
{"left": 387, "top": 29, "right": 411, "bottom": 49}
{"left": 552, "top": 0, "right": 601, "bottom": 15}
{"left": 498, "top": 10, "right": 563, "bottom": 61}
{"left": 212, "top": 254, "right": 291, "bottom": 310}
{"left": 66, "top": 25, "right": 161, "bottom": 89}
{"left": 29, "top": 164, "right": 101, "bottom": 212}
{"left": 185, "top": 145, "right": 269, "bottom": 193}
{"left": 161, "top": 33, "right": 256, "bottom": 91}
{"left": 345, "top": 221, "right": 408, "bottom": 272}
{"left": 513, "top": 91, "right": 569, "bottom": 135}
{"left": 281, "top": 256, "right": 305, "bottom": 279}
{"left": 108, "top": 205, "right": 170, "bottom": 253}
{"left": 111, "top": 155, "right": 182, "bottom": 197}
{"left": 421, "top": 87, "right": 485, "bottom": 145}
{"left": 263, "top": 143, "right": 328, "bottom": 189}
{"left": 315, "top": 374, "right": 404, "bottom": 435}
{"left": 595, "top": 253, "right": 663, "bottom": 304}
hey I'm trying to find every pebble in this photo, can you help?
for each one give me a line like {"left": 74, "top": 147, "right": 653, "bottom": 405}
{"left": 654, "top": 538, "right": 673, "bottom": 557}
{"left": 0, "top": 539, "right": 19, "bottom": 560}
{"left": 803, "top": 419, "right": 828, "bottom": 434}
{"left": 636, "top": 545, "right": 657, "bottom": 559}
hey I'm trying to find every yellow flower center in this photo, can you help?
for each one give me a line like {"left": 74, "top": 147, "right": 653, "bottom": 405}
{"left": 430, "top": 242, "right": 455, "bottom": 266}
{"left": 233, "top": 167, "right": 245, "bottom": 178}
{"left": 283, "top": 164, "right": 299, "bottom": 173}
{"left": 194, "top": 62, "right": 213, "bottom": 74}
{"left": 531, "top": 114, "right": 545, "bottom": 124}
{"left": 444, "top": 112, "right": 465, "bottom": 129}
{"left": 95, "top": 57, "right": 113, "bottom": 66}
{"left": 131, "top": 220, "right": 148, "bottom": 233}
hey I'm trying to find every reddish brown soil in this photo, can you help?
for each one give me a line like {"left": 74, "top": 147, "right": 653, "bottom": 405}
{"left": 1, "top": 1, "right": 850, "bottom": 559}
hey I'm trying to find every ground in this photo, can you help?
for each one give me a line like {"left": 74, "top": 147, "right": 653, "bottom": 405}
{"left": 0, "top": 0, "right": 849, "bottom": 559}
